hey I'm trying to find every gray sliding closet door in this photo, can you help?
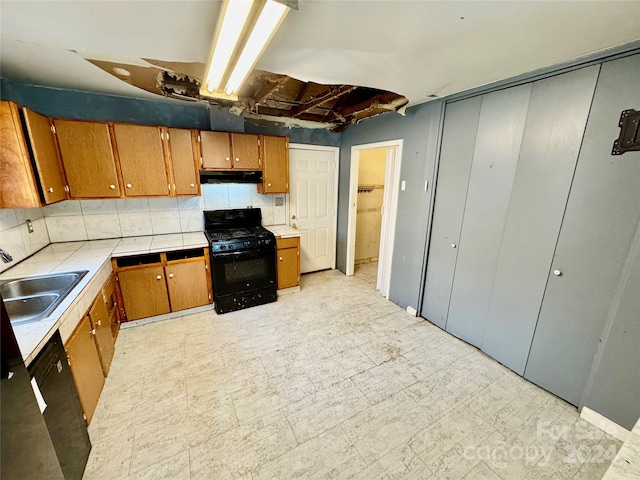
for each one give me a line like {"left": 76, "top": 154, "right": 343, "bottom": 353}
{"left": 524, "top": 54, "right": 640, "bottom": 406}
{"left": 481, "top": 66, "right": 600, "bottom": 374}
{"left": 445, "top": 85, "right": 531, "bottom": 347}
{"left": 421, "top": 97, "right": 481, "bottom": 328}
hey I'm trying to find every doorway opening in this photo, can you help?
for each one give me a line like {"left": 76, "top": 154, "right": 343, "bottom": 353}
{"left": 346, "top": 140, "right": 403, "bottom": 299}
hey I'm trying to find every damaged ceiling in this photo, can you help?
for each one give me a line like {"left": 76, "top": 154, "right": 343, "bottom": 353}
{"left": 1, "top": 1, "right": 639, "bottom": 131}
{"left": 88, "top": 58, "right": 408, "bottom": 131}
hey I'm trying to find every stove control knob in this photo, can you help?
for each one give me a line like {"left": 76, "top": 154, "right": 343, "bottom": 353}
{"left": 244, "top": 241, "right": 250, "bottom": 247}
{"left": 219, "top": 245, "right": 226, "bottom": 250}
{"left": 229, "top": 245, "right": 234, "bottom": 250}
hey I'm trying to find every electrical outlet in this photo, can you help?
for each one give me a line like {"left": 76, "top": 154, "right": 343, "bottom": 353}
{"left": 26, "top": 219, "right": 34, "bottom": 234}
{"left": 275, "top": 196, "right": 284, "bottom": 206}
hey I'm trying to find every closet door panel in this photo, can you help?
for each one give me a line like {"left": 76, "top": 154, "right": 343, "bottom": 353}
{"left": 445, "top": 85, "right": 531, "bottom": 347}
{"left": 481, "top": 66, "right": 600, "bottom": 374}
{"left": 524, "top": 54, "right": 640, "bottom": 406}
{"left": 421, "top": 96, "right": 482, "bottom": 328}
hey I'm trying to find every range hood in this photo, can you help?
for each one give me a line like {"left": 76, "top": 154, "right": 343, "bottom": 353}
{"left": 199, "top": 170, "right": 262, "bottom": 184}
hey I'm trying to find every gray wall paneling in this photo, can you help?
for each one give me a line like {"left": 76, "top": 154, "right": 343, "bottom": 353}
{"left": 445, "top": 85, "right": 531, "bottom": 347}
{"left": 338, "top": 101, "right": 443, "bottom": 309}
{"left": 524, "top": 54, "right": 640, "bottom": 406}
{"left": 481, "top": 66, "right": 600, "bottom": 374}
{"left": 581, "top": 223, "right": 640, "bottom": 431}
{"left": 421, "top": 97, "right": 481, "bottom": 328}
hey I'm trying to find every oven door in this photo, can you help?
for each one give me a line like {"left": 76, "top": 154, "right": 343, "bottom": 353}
{"left": 210, "top": 248, "right": 276, "bottom": 297}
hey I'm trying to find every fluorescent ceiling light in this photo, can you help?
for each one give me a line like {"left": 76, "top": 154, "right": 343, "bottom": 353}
{"left": 200, "top": 0, "right": 294, "bottom": 100}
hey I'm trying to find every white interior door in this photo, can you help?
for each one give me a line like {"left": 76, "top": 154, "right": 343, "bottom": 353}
{"left": 289, "top": 146, "right": 338, "bottom": 273}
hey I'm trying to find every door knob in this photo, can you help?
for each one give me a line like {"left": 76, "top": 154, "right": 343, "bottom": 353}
{"left": 451, "top": 243, "right": 457, "bottom": 248}
{"left": 156, "top": 275, "right": 162, "bottom": 280}
{"left": 553, "top": 269, "right": 562, "bottom": 276}
{"left": 109, "top": 184, "right": 116, "bottom": 189}
{"left": 169, "top": 273, "right": 174, "bottom": 278}
{"left": 291, "top": 215, "right": 296, "bottom": 220}
{"left": 291, "top": 223, "right": 297, "bottom": 229}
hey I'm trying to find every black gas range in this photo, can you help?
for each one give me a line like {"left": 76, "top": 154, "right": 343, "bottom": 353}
{"left": 204, "top": 208, "right": 277, "bottom": 314}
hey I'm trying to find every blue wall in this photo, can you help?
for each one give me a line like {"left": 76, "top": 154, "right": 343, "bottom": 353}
{"left": 339, "top": 102, "right": 443, "bottom": 309}
{"left": 0, "top": 79, "right": 340, "bottom": 146}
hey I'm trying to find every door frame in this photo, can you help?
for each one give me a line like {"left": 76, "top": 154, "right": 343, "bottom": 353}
{"left": 346, "top": 139, "right": 403, "bottom": 299}
{"left": 289, "top": 143, "right": 340, "bottom": 270}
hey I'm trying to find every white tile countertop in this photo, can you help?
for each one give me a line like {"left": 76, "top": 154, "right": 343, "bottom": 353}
{"left": 0, "top": 233, "right": 208, "bottom": 364}
{"left": 265, "top": 225, "right": 301, "bottom": 238}
{"left": 602, "top": 418, "right": 640, "bottom": 480}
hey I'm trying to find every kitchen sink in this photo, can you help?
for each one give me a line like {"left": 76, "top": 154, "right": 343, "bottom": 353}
{"left": 0, "top": 271, "right": 88, "bottom": 325}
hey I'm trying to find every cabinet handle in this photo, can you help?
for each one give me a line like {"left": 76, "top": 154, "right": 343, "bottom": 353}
{"left": 97, "top": 320, "right": 102, "bottom": 326}
{"left": 91, "top": 329, "right": 96, "bottom": 336}
{"left": 109, "top": 184, "right": 116, "bottom": 190}
{"left": 156, "top": 275, "right": 162, "bottom": 280}
{"left": 47, "top": 187, "right": 54, "bottom": 193}
{"left": 279, "top": 256, "right": 283, "bottom": 261}
{"left": 190, "top": 183, "right": 195, "bottom": 187}
{"left": 225, "top": 157, "right": 230, "bottom": 162}
{"left": 267, "top": 183, "right": 272, "bottom": 187}
{"left": 126, "top": 183, "right": 133, "bottom": 188}
{"left": 168, "top": 273, "right": 174, "bottom": 278}
{"left": 235, "top": 157, "right": 240, "bottom": 162}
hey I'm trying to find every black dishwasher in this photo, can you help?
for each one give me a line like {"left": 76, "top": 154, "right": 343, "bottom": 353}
{"left": 28, "top": 330, "right": 91, "bottom": 480}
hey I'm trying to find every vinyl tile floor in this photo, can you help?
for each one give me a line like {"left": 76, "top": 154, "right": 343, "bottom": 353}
{"left": 83, "top": 267, "right": 621, "bottom": 480}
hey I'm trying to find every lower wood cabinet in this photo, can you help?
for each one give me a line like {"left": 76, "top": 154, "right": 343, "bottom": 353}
{"left": 113, "top": 248, "right": 212, "bottom": 322}
{"left": 65, "top": 315, "right": 105, "bottom": 425}
{"left": 276, "top": 237, "right": 301, "bottom": 290}
{"left": 65, "top": 275, "right": 119, "bottom": 425}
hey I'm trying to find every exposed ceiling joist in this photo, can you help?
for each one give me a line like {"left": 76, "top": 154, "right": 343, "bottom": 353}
{"left": 290, "top": 85, "right": 357, "bottom": 118}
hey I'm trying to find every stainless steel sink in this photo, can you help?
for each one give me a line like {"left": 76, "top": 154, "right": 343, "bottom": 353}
{"left": 0, "top": 271, "right": 88, "bottom": 325}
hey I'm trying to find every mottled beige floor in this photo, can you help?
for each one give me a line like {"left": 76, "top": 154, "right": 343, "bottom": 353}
{"left": 83, "top": 265, "right": 620, "bottom": 480}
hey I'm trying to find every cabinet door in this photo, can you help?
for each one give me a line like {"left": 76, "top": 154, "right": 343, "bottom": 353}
{"left": 88, "top": 294, "right": 115, "bottom": 377}
{"left": 113, "top": 124, "right": 168, "bottom": 196}
{"left": 168, "top": 128, "right": 199, "bottom": 196}
{"left": 445, "top": 85, "right": 531, "bottom": 347}
{"left": 524, "top": 55, "right": 640, "bottom": 406}
{"left": 201, "top": 131, "right": 232, "bottom": 169}
{"left": 231, "top": 133, "right": 260, "bottom": 170}
{"left": 166, "top": 259, "right": 210, "bottom": 311}
{"left": 117, "top": 266, "right": 170, "bottom": 321}
{"left": 481, "top": 66, "right": 599, "bottom": 375}
{"left": 421, "top": 97, "right": 481, "bottom": 328}
{"left": 260, "top": 135, "right": 289, "bottom": 193}
{"left": 65, "top": 316, "right": 105, "bottom": 425}
{"left": 276, "top": 237, "right": 300, "bottom": 289}
{"left": 0, "top": 101, "right": 40, "bottom": 208}
{"left": 55, "top": 119, "right": 121, "bottom": 198}
{"left": 22, "top": 108, "right": 68, "bottom": 204}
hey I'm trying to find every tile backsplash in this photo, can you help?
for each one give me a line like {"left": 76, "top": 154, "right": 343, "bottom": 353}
{"left": 0, "top": 208, "right": 50, "bottom": 273}
{"left": 0, "top": 184, "right": 287, "bottom": 272}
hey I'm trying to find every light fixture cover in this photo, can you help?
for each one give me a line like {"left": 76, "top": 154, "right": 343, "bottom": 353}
{"left": 200, "top": 0, "right": 294, "bottom": 100}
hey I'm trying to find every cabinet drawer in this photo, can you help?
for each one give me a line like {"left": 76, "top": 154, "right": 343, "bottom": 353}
{"left": 276, "top": 237, "right": 299, "bottom": 250}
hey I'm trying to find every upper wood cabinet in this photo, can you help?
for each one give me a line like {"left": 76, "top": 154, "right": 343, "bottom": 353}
{"left": 258, "top": 135, "right": 289, "bottom": 194}
{"left": 166, "top": 128, "right": 200, "bottom": 196}
{"left": 0, "top": 101, "right": 68, "bottom": 208}
{"left": 113, "top": 124, "right": 168, "bottom": 196}
{"left": 231, "top": 133, "right": 260, "bottom": 170}
{"left": 1, "top": 101, "right": 41, "bottom": 208}
{"left": 22, "top": 108, "right": 68, "bottom": 205}
{"left": 54, "top": 119, "right": 122, "bottom": 198}
{"left": 200, "top": 131, "right": 260, "bottom": 170}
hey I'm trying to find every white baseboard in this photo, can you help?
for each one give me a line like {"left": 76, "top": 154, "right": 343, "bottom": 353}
{"left": 580, "top": 406, "right": 630, "bottom": 442}
{"left": 406, "top": 306, "right": 417, "bottom": 316}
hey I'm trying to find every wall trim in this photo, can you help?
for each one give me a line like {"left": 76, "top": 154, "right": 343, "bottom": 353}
{"left": 580, "top": 406, "right": 631, "bottom": 442}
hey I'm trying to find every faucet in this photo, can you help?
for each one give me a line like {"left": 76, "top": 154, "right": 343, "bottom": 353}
{"left": 0, "top": 249, "right": 13, "bottom": 263}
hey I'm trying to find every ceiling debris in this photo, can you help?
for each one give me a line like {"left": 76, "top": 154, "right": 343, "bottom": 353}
{"left": 87, "top": 57, "right": 408, "bottom": 131}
